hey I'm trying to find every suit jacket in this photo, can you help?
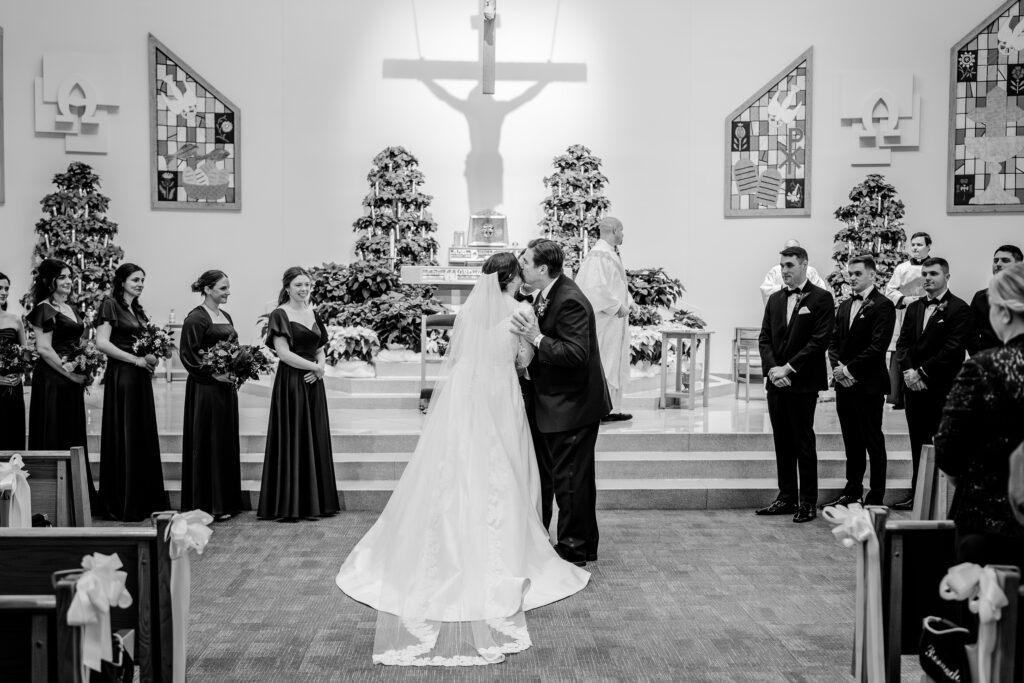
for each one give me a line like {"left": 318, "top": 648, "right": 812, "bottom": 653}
{"left": 895, "top": 290, "right": 973, "bottom": 394}
{"left": 935, "top": 333, "right": 1024, "bottom": 537}
{"left": 967, "top": 288, "right": 1001, "bottom": 356}
{"left": 759, "top": 281, "right": 835, "bottom": 394}
{"left": 828, "top": 288, "right": 896, "bottom": 395}
{"left": 528, "top": 276, "right": 612, "bottom": 433}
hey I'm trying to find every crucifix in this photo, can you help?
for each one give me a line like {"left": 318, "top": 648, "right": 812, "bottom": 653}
{"left": 482, "top": 0, "right": 497, "bottom": 94}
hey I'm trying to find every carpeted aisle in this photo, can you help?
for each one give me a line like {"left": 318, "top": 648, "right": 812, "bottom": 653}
{"left": 184, "top": 510, "right": 913, "bottom": 682}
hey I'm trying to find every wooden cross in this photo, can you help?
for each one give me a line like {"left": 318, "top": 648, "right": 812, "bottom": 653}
{"left": 481, "top": 0, "right": 497, "bottom": 94}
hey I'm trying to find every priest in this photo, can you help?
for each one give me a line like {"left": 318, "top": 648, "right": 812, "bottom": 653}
{"left": 576, "top": 216, "right": 633, "bottom": 422}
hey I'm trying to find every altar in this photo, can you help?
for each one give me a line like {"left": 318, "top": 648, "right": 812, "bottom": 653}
{"left": 400, "top": 265, "right": 482, "bottom": 305}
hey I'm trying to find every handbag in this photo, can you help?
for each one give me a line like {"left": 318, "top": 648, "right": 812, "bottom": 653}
{"left": 919, "top": 616, "right": 972, "bottom": 683}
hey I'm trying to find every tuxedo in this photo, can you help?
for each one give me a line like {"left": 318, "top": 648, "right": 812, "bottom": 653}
{"left": 758, "top": 281, "right": 835, "bottom": 506}
{"left": 967, "top": 288, "right": 1001, "bottom": 356}
{"left": 526, "top": 275, "right": 611, "bottom": 562}
{"left": 828, "top": 288, "right": 896, "bottom": 504}
{"left": 895, "top": 290, "right": 973, "bottom": 491}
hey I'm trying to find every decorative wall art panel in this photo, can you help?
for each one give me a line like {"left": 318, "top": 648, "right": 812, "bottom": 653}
{"left": 34, "top": 51, "right": 121, "bottom": 154}
{"left": 149, "top": 34, "right": 240, "bottom": 210}
{"left": 1, "top": 27, "right": 4, "bottom": 204}
{"left": 839, "top": 70, "right": 921, "bottom": 166}
{"left": 725, "top": 47, "right": 812, "bottom": 218}
{"left": 948, "top": 0, "right": 1024, "bottom": 213}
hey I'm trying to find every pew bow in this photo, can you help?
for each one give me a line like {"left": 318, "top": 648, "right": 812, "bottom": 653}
{"left": 939, "top": 563, "right": 1009, "bottom": 683}
{"left": 165, "top": 510, "right": 213, "bottom": 683}
{"left": 66, "top": 552, "right": 133, "bottom": 674}
{"left": 822, "top": 504, "right": 884, "bottom": 683}
{"left": 0, "top": 454, "right": 32, "bottom": 527}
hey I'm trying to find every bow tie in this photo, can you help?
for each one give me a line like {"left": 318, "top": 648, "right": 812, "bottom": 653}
{"left": 850, "top": 294, "right": 864, "bottom": 301}
{"left": 925, "top": 298, "right": 941, "bottom": 307}
{"left": 785, "top": 288, "right": 802, "bottom": 297}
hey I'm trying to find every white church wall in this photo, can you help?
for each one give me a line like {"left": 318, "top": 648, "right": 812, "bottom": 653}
{"left": 1, "top": 0, "right": 1020, "bottom": 372}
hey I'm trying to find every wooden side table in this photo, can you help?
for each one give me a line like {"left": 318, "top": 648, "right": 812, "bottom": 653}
{"left": 658, "top": 329, "right": 713, "bottom": 409}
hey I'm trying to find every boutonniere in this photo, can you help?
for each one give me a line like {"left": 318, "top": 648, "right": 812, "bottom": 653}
{"left": 936, "top": 301, "right": 948, "bottom": 314}
{"left": 536, "top": 299, "right": 549, "bottom": 317}
{"left": 797, "top": 291, "right": 810, "bottom": 308}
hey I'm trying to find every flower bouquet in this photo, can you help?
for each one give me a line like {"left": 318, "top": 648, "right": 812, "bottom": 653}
{"left": 61, "top": 340, "right": 106, "bottom": 390}
{"left": 198, "top": 340, "right": 275, "bottom": 388}
{"left": 132, "top": 323, "right": 176, "bottom": 367}
{"left": 0, "top": 338, "right": 36, "bottom": 377}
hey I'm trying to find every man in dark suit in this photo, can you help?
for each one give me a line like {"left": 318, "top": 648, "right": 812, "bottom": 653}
{"left": 823, "top": 255, "right": 896, "bottom": 507}
{"left": 756, "top": 246, "right": 835, "bottom": 523}
{"left": 894, "top": 256, "right": 974, "bottom": 510}
{"left": 968, "top": 244, "right": 1022, "bottom": 356}
{"left": 512, "top": 238, "right": 611, "bottom": 566}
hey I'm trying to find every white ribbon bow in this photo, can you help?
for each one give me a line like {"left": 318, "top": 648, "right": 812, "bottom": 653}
{"left": 940, "top": 563, "right": 1009, "bottom": 683}
{"left": 822, "top": 504, "right": 885, "bottom": 683}
{"left": 165, "top": 510, "right": 213, "bottom": 683}
{"left": 66, "top": 552, "right": 134, "bottom": 673}
{"left": 0, "top": 454, "right": 33, "bottom": 528}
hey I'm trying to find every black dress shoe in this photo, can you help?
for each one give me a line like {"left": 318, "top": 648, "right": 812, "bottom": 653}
{"left": 601, "top": 412, "right": 633, "bottom": 422}
{"left": 793, "top": 505, "right": 817, "bottom": 523}
{"left": 891, "top": 497, "right": 915, "bottom": 511}
{"left": 818, "top": 494, "right": 863, "bottom": 509}
{"left": 755, "top": 500, "right": 799, "bottom": 515}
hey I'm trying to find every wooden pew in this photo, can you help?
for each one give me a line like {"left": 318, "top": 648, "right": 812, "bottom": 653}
{"left": 0, "top": 449, "right": 93, "bottom": 527}
{"left": 0, "top": 594, "right": 56, "bottom": 683}
{"left": 881, "top": 519, "right": 959, "bottom": 681}
{"left": 0, "top": 513, "right": 174, "bottom": 682}
{"left": 911, "top": 445, "right": 953, "bottom": 522}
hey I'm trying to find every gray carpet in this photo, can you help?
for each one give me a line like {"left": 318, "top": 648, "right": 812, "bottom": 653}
{"left": 179, "top": 510, "right": 918, "bottom": 682}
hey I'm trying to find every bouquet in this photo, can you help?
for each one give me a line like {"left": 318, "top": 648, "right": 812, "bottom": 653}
{"left": 0, "top": 338, "right": 36, "bottom": 377}
{"left": 61, "top": 340, "right": 106, "bottom": 389}
{"left": 198, "top": 340, "right": 274, "bottom": 388}
{"left": 132, "top": 323, "right": 176, "bottom": 367}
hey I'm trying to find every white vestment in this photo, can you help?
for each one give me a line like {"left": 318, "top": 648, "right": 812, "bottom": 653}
{"left": 884, "top": 259, "right": 926, "bottom": 349}
{"left": 576, "top": 239, "right": 633, "bottom": 411}
{"left": 760, "top": 264, "right": 827, "bottom": 304}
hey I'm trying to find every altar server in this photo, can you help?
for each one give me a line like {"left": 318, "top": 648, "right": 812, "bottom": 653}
{"left": 884, "top": 232, "right": 932, "bottom": 407}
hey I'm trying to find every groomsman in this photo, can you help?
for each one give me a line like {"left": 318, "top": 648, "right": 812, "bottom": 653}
{"left": 893, "top": 257, "right": 973, "bottom": 510}
{"left": 756, "top": 246, "right": 835, "bottom": 523}
{"left": 884, "top": 232, "right": 933, "bottom": 408}
{"left": 823, "top": 256, "right": 896, "bottom": 507}
{"left": 968, "top": 244, "right": 1022, "bottom": 356}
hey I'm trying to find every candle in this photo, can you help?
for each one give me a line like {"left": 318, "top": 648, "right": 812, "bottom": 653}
{"left": 77, "top": 279, "right": 82, "bottom": 294}
{"left": 389, "top": 229, "right": 396, "bottom": 260}
{"left": 557, "top": 183, "right": 562, "bottom": 197}
{"left": 375, "top": 181, "right": 380, "bottom": 194}
{"left": 71, "top": 228, "right": 76, "bottom": 243}
{"left": 45, "top": 235, "right": 51, "bottom": 251}
{"left": 103, "top": 236, "right": 108, "bottom": 247}
{"left": 420, "top": 207, "right": 424, "bottom": 219}
{"left": 430, "top": 248, "right": 435, "bottom": 262}
{"left": 421, "top": 227, "right": 425, "bottom": 239}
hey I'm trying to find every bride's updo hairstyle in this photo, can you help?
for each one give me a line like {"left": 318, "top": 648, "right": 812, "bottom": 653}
{"left": 482, "top": 252, "right": 522, "bottom": 292}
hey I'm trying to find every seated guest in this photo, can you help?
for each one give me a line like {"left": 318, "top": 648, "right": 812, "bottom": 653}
{"left": 967, "top": 244, "right": 1022, "bottom": 356}
{"left": 935, "top": 262, "right": 1024, "bottom": 569}
{"left": 759, "top": 239, "right": 826, "bottom": 305}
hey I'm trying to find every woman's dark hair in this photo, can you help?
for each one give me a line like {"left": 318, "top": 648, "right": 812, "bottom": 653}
{"left": 526, "top": 238, "right": 564, "bottom": 277}
{"left": 112, "top": 262, "right": 147, "bottom": 318}
{"left": 482, "top": 252, "right": 522, "bottom": 291}
{"left": 278, "top": 267, "right": 312, "bottom": 305}
{"left": 191, "top": 269, "right": 229, "bottom": 295}
{"left": 0, "top": 271, "right": 9, "bottom": 311}
{"left": 30, "top": 259, "right": 73, "bottom": 306}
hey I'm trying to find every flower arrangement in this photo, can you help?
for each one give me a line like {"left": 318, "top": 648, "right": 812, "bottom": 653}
{"left": 132, "top": 323, "right": 175, "bottom": 366}
{"left": 0, "top": 339, "right": 36, "bottom": 377}
{"left": 61, "top": 340, "right": 106, "bottom": 389}
{"left": 629, "top": 326, "right": 663, "bottom": 365}
{"left": 325, "top": 326, "right": 380, "bottom": 365}
{"left": 199, "top": 340, "right": 274, "bottom": 388}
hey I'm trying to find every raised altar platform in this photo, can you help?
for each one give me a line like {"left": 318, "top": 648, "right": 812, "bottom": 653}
{"left": 18, "top": 362, "right": 916, "bottom": 513}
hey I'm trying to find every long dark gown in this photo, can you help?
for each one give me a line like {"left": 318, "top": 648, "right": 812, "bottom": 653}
{"left": 0, "top": 327, "right": 26, "bottom": 450}
{"left": 179, "top": 306, "right": 243, "bottom": 516}
{"left": 25, "top": 303, "right": 101, "bottom": 510}
{"left": 258, "top": 308, "right": 340, "bottom": 520}
{"left": 95, "top": 297, "right": 168, "bottom": 521}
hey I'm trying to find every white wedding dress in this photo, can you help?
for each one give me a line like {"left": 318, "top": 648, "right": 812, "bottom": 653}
{"left": 335, "top": 273, "right": 590, "bottom": 666}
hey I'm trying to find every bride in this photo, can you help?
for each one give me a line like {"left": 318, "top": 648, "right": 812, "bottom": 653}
{"left": 335, "top": 252, "right": 590, "bottom": 666}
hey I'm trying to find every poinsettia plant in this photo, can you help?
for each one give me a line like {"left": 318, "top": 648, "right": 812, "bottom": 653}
{"left": 325, "top": 326, "right": 380, "bottom": 365}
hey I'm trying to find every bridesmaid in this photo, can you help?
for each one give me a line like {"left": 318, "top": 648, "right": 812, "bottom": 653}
{"left": 179, "top": 270, "right": 243, "bottom": 520}
{"left": 94, "top": 263, "right": 168, "bottom": 521}
{"left": 259, "top": 267, "right": 340, "bottom": 521}
{"left": 25, "top": 259, "right": 100, "bottom": 508}
{"left": 0, "top": 272, "right": 27, "bottom": 450}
